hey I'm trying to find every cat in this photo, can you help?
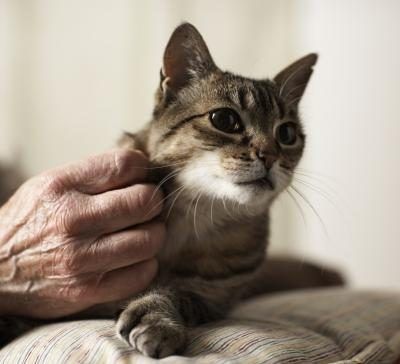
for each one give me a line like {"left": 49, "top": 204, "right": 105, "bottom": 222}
{"left": 114, "top": 23, "right": 319, "bottom": 358}
{"left": 0, "top": 23, "right": 344, "bottom": 356}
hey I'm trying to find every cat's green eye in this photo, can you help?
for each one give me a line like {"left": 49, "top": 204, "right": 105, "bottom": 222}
{"left": 275, "top": 122, "right": 298, "bottom": 146}
{"left": 209, "top": 108, "right": 243, "bottom": 134}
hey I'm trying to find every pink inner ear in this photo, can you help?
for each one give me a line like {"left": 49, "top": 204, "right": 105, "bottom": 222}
{"left": 161, "top": 23, "right": 217, "bottom": 93}
{"left": 274, "top": 53, "right": 318, "bottom": 106}
{"left": 163, "top": 38, "right": 192, "bottom": 91}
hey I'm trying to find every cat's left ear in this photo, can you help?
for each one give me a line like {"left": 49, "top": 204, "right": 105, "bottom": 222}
{"left": 160, "top": 23, "right": 217, "bottom": 97}
{"left": 274, "top": 53, "right": 318, "bottom": 108}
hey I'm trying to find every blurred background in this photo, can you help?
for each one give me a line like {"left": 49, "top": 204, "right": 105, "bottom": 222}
{"left": 1, "top": 0, "right": 399, "bottom": 289}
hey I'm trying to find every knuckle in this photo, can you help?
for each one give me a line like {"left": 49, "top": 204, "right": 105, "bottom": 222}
{"left": 54, "top": 197, "right": 85, "bottom": 235}
{"left": 132, "top": 185, "right": 151, "bottom": 211}
{"left": 112, "top": 149, "right": 145, "bottom": 178}
{"left": 35, "top": 172, "right": 66, "bottom": 198}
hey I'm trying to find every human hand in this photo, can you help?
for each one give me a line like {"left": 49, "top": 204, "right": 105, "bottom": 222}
{"left": 0, "top": 149, "right": 165, "bottom": 318}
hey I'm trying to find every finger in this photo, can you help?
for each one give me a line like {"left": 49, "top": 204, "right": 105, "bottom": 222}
{"left": 76, "top": 222, "right": 165, "bottom": 274}
{"left": 57, "top": 149, "right": 149, "bottom": 194}
{"left": 74, "top": 184, "right": 164, "bottom": 234}
{"left": 92, "top": 258, "right": 158, "bottom": 303}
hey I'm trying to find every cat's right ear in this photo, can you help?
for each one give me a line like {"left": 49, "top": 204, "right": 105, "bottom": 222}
{"left": 160, "top": 23, "right": 217, "bottom": 97}
{"left": 274, "top": 53, "right": 318, "bottom": 109}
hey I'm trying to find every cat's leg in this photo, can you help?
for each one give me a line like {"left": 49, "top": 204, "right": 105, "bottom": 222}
{"left": 115, "top": 259, "right": 344, "bottom": 358}
{"left": 242, "top": 257, "right": 345, "bottom": 298}
{"left": 116, "top": 283, "right": 235, "bottom": 358}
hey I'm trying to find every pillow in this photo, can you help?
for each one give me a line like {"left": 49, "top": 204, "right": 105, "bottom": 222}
{"left": 1, "top": 288, "right": 399, "bottom": 363}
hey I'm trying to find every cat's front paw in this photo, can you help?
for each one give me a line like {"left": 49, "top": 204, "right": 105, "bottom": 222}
{"left": 116, "top": 302, "right": 186, "bottom": 358}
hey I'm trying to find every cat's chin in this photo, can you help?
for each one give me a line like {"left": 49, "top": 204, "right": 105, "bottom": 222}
{"left": 178, "top": 171, "right": 278, "bottom": 210}
{"left": 235, "top": 176, "right": 274, "bottom": 190}
{"left": 209, "top": 178, "right": 277, "bottom": 208}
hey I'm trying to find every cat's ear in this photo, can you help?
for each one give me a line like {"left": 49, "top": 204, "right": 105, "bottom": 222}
{"left": 274, "top": 53, "right": 318, "bottom": 108}
{"left": 160, "top": 23, "right": 217, "bottom": 96}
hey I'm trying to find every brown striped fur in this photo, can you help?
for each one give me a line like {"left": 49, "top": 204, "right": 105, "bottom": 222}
{"left": 115, "top": 23, "right": 320, "bottom": 358}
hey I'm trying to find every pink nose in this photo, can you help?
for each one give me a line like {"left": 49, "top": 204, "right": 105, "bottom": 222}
{"left": 249, "top": 139, "right": 278, "bottom": 169}
{"left": 256, "top": 150, "right": 277, "bottom": 169}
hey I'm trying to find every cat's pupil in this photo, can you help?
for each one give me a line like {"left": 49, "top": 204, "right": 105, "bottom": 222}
{"left": 277, "top": 122, "right": 297, "bottom": 146}
{"left": 210, "top": 108, "right": 243, "bottom": 134}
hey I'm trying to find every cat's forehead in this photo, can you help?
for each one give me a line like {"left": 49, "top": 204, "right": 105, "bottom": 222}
{"left": 179, "top": 72, "right": 284, "bottom": 121}
{"left": 222, "top": 74, "right": 282, "bottom": 116}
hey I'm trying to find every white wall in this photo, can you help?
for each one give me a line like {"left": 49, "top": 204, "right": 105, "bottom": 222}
{"left": 284, "top": 0, "right": 400, "bottom": 289}
{"left": 1, "top": 0, "right": 399, "bottom": 289}
{"left": 0, "top": 0, "right": 18, "bottom": 162}
{"left": 1, "top": 0, "right": 295, "bottom": 174}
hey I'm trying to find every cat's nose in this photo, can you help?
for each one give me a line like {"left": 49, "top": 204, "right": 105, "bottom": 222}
{"left": 250, "top": 140, "right": 277, "bottom": 169}
{"left": 256, "top": 149, "right": 266, "bottom": 160}
{"left": 256, "top": 149, "right": 277, "bottom": 170}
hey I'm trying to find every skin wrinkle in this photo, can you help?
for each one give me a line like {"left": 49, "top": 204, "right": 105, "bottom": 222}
{"left": 0, "top": 204, "right": 32, "bottom": 257}
{"left": 0, "top": 186, "right": 57, "bottom": 283}
{"left": 0, "top": 149, "right": 165, "bottom": 322}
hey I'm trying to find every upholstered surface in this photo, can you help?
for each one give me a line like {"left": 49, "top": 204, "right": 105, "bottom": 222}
{"left": 1, "top": 288, "right": 400, "bottom": 363}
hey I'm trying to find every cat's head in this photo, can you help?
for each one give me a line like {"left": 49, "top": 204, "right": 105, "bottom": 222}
{"left": 146, "top": 23, "right": 317, "bottom": 208}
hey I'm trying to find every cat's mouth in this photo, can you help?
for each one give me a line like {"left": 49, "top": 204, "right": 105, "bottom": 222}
{"left": 236, "top": 176, "right": 274, "bottom": 190}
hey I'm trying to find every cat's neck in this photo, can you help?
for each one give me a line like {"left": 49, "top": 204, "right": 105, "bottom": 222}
{"left": 158, "top": 181, "right": 270, "bottom": 277}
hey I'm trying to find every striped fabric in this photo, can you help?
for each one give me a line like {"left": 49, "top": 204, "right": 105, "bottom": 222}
{"left": 1, "top": 288, "right": 400, "bottom": 363}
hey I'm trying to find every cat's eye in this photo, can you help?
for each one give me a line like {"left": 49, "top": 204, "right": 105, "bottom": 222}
{"left": 275, "top": 122, "right": 298, "bottom": 146}
{"left": 209, "top": 108, "right": 243, "bottom": 134}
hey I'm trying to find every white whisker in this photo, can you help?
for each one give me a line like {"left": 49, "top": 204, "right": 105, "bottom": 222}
{"left": 150, "top": 168, "right": 183, "bottom": 202}
{"left": 210, "top": 193, "right": 216, "bottom": 226}
{"left": 144, "top": 184, "right": 185, "bottom": 219}
{"left": 193, "top": 193, "right": 202, "bottom": 240}
{"left": 285, "top": 187, "right": 308, "bottom": 231}
{"left": 289, "top": 185, "right": 330, "bottom": 240}
{"left": 166, "top": 185, "right": 186, "bottom": 219}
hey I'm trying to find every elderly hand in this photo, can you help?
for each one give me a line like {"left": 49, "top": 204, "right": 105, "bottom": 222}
{"left": 0, "top": 149, "right": 165, "bottom": 319}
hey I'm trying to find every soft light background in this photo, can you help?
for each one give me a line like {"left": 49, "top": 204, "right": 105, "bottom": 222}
{"left": 1, "top": 0, "right": 399, "bottom": 289}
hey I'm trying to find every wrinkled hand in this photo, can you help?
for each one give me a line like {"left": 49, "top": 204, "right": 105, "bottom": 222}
{"left": 0, "top": 149, "right": 165, "bottom": 319}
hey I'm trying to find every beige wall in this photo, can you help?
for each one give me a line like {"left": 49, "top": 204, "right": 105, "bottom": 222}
{"left": 287, "top": 0, "right": 400, "bottom": 289}
{"left": 1, "top": 0, "right": 295, "bottom": 173}
{"left": 1, "top": 0, "right": 399, "bottom": 289}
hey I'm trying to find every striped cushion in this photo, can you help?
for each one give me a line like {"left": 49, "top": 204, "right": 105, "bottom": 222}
{"left": 1, "top": 288, "right": 400, "bottom": 363}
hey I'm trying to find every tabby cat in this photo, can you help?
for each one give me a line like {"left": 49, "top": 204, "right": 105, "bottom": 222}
{"left": 115, "top": 23, "right": 318, "bottom": 358}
